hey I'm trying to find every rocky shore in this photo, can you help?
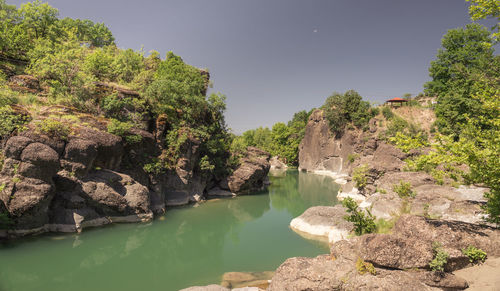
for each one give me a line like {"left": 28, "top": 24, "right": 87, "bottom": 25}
{"left": 0, "top": 104, "right": 271, "bottom": 239}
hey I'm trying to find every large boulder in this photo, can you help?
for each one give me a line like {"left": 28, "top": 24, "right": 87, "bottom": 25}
{"left": 290, "top": 205, "right": 353, "bottom": 244}
{"left": 225, "top": 147, "right": 271, "bottom": 194}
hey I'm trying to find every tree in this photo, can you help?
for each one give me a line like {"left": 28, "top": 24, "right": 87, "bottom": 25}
{"left": 467, "top": 0, "right": 500, "bottom": 41}
{"left": 424, "top": 23, "right": 498, "bottom": 137}
{"left": 17, "top": 0, "right": 59, "bottom": 40}
{"left": 323, "top": 90, "right": 372, "bottom": 136}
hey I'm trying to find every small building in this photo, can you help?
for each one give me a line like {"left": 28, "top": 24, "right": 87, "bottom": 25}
{"left": 385, "top": 97, "right": 408, "bottom": 107}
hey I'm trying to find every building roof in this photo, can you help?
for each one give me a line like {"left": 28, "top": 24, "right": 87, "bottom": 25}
{"left": 386, "top": 97, "right": 407, "bottom": 102}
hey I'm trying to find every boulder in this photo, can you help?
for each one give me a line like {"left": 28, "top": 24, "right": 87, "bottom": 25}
{"left": 269, "top": 156, "right": 287, "bottom": 170}
{"left": 268, "top": 255, "right": 433, "bottom": 291}
{"left": 290, "top": 205, "right": 353, "bottom": 244}
{"left": 60, "top": 138, "right": 98, "bottom": 177}
{"left": 179, "top": 285, "right": 229, "bottom": 291}
{"left": 226, "top": 147, "right": 270, "bottom": 194}
{"left": 77, "top": 128, "right": 123, "bottom": 170}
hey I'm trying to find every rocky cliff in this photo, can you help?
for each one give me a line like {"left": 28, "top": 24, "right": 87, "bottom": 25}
{"left": 0, "top": 106, "right": 270, "bottom": 238}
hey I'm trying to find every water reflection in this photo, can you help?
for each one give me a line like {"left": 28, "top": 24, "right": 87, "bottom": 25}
{"left": 269, "top": 170, "right": 339, "bottom": 217}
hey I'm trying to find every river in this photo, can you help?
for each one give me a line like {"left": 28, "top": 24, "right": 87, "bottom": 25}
{"left": 0, "top": 170, "right": 340, "bottom": 291}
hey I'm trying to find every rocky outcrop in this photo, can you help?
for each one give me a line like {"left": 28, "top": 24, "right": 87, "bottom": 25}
{"left": 298, "top": 109, "right": 356, "bottom": 175}
{"left": 269, "top": 156, "right": 287, "bottom": 171}
{"left": 0, "top": 123, "right": 270, "bottom": 237}
{"left": 290, "top": 205, "right": 353, "bottom": 244}
{"left": 271, "top": 215, "right": 500, "bottom": 290}
{"left": 222, "top": 147, "right": 271, "bottom": 194}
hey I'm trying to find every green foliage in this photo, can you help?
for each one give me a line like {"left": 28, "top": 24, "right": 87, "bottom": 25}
{"left": 323, "top": 90, "right": 373, "bottom": 136}
{"left": 232, "top": 109, "right": 312, "bottom": 166}
{"left": 107, "top": 118, "right": 141, "bottom": 143}
{"left": 429, "top": 242, "right": 449, "bottom": 272}
{"left": 356, "top": 258, "right": 376, "bottom": 275}
{"left": 35, "top": 118, "right": 70, "bottom": 140}
{"left": 0, "top": 106, "right": 29, "bottom": 138}
{"left": 143, "top": 158, "right": 166, "bottom": 175}
{"left": 393, "top": 181, "right": 416, "bottom": 198}
{"left": 389, "top": 132, "right": 429, "bottom": 153}
{"left": 382, "top": 106, "right": 394, "bottom": 119}
{"left": 462, "top": 246, "right": 487, "bottom": 264}
{"left": 467, "top": 0, "right": 500, "bottom": 41}
{"left": 342, "top": 197, "right": 376, "bottom": 236}
{"left": 424, "top": 24, "right": 498, "bottom": 137}
{"left": 352, "top": 165, "right": 369, "bottom": 190}
{"left": 347, "top": 153, "right": 359, "bottom": 163}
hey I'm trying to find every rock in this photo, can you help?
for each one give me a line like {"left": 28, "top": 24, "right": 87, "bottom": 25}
{"left": 290, "top": 205, "right": 353, "bottom": 244}
{"left": 77, "top": 128, "right": 123, "bottom": 170}
{"left": 80, "top": 170, "right": 152, "bottom": 217}
{"left": 3, "top": 136, "right": 33, "bottom": 160}
{"left": 358, "top": 234, "right": 434, "bottom": 269}
{"left": 298, "top": 109, "right": 355, "bottom": 175}
{"left": 3, "top": 178, "right": 54, "bottom": 230}
{"left": 269, "top": 156, "right": 287, "bottom": 170}
{"left": 179, "top": 285, "right": 230, "bottom": 291}
{"left": 8, "top": 75, "right": 40, "bottom": 93}
{"left": 370, "top": 142, "right": 406, "bottom": 173}
{"left": 17, "top": 142, "right": 60, "bottom": 182}
{"left": 60, "top": 138, "right": 98, "bottom": 177}
{"left": 268, "top": 255, "right": 433, "bottom": 291}
{"left": 207, "top": 187, "right": 235, "bottom": 197}
{"left": 221, "top": 271, "right": 273, "bottom": 289}
{"left": 227, "top": 147, "right": 270, "bottom": 194}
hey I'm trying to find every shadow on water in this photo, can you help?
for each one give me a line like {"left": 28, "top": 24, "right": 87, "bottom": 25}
{"left": 0, "top": 170, "right": 338, "bottom": 291}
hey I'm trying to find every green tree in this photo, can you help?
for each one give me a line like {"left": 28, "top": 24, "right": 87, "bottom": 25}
{"left": 17, "top": 0, "right": 59, "bottom": 40}
{"left": 467, "top": 0, "right": 500, "bottom": 41}
{"left": 323, "top": 90, "right": 372, "bottom": 136}
{"left": 424, "top": 24, "right": 498, "bottom": 137}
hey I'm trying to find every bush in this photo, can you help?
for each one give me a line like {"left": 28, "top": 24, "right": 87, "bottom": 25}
{"left": 347, "top": 153, "right": 359, "bottom": 164}
{"left": 393, "top": 181, "right": 416, "bottom": 198}
{"left": 35, "top": 119, "right": 71, "bottom": 140}
{"left": 382, "top": 106, "right": 394, "bottom": 119}
{"left": 389, "top": 132, "right": 429, "bottom": 153}
{"left": 342, "top": 197, "right": 376, "bottom": 235}
{"left": 0, "top": 106, "right": 30, "bottom": 139}
{"left": 356, "top": 258, "right": 376, "bottom": 275}
{"left": 429, "top": 242, "right": 449, "bottom": 272}
{"left": 462, "top": 246, "right": 487, "bottom": 264}
{"left": 352, "top": 165, "right": 369, "bottom": 190}
{"left": 107, "top": 119, "right": 141, "bottom": 143}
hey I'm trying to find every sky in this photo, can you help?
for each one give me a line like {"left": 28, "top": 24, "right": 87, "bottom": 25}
{"left": 7, "top": 0, "right": 498, "bottom": 133}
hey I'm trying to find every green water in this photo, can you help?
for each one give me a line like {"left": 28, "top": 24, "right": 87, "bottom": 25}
{"left": 0, "top": 170, "right": 339, "bottom": 291}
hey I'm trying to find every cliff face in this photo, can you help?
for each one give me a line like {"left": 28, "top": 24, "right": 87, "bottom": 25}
{"left": 298, "top": 109, "right": 410, "bottom": 194}
{"left": 298, "top": 110, "right": 356, "bottom": 175}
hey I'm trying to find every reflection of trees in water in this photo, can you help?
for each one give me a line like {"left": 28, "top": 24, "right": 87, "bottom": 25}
{"left": 0, "top": 196, "right": 271, "bottom": 291}
{"left": 270, "top": 170, "right": 340, "bottom": 217}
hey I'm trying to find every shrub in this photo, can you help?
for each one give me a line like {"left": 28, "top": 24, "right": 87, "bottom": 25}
{"left": 382, "top": 106, "right": 394, "bottom": 119}
{"left": 393, "top": 181, "right": 416, "bottom": 198}
{"left": 342, "top": 197, "right": 376, "bottom": 235}
{"left": 429, "top": 242, "right": 449, "bottom": 272}
{"left": 0, "top": 106, "right": 30, "bottom": 138}
{"left": 462, "top": 246, "right": 487, "bottom": 264}
{"left": 35, "top": 119, "right": 71, "bottom": 140}
{"left": 389, "top": 132, "right": 429, "bottom": 153}
{"left": 352, "top": 165, "right": 369, "bottom": 190}
{"left": 0, "top": 211, "right": 12, "bottom": 229}
{"left": 107, "top": 119, "right": 141, "bottom": 143}
{"left": 356, "top": 258, "right": 376, "bottom": 275}
{"left": 347, "top": 153, "right": 359, "bottom": 163}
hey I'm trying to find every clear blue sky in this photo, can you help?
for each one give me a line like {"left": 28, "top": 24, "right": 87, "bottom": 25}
{"left": 7, "top": 0, "right": 498, "bottom": 133}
